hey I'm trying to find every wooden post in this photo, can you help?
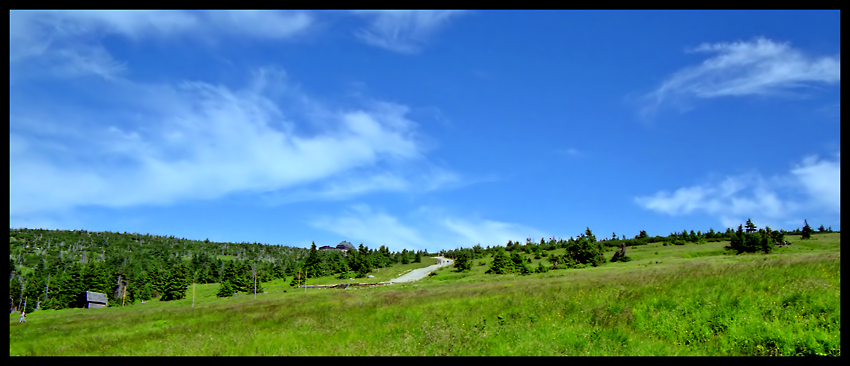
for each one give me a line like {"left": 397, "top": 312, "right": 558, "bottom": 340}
{"left": 21, "top": 296, "right": 27, "bottom": 315}
{"left": 304, "top": 269, "right": 307, "bottom": 294}
{"left": 192, "top": 281, "right": 196, "bottom": 308}
{"left": 122, "top": 283, "right": 127, "bottom": 307}
{"left": 254, "top": 267, "right": 257, "bottom": 299}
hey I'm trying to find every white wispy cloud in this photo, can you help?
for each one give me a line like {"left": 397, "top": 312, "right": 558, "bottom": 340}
{"left": 634, "top": 152, "right": 840, "bottom": 229}
{"left": 309, "top": 205, "right": 546, "bottom": 252}
{"left": 641, "top": 37, "right": 840, "bottom": 116}
{"left": 9, "top": 10, "right": 473, "bottom": 228}
{"left": 351, "top": 10, "right": 466, "bottom": 54}
{"left": 10, "top": 10, "right": 314, "bottom": 81}
{"left": 9, "top": 64, "right": 462, "bottom": 221}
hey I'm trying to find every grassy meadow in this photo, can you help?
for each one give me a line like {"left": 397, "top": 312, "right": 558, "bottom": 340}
{"left": 10, "top": 234, "right": 840, "bottom": 356}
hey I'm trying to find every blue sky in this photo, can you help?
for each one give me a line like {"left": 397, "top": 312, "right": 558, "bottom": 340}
{"left": 10, "top": 10, "right": 840, "bottom": 252}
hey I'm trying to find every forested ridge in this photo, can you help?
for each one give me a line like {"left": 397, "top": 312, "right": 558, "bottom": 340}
{"left": 9, "top": 219, "right": 835, "bottom": 314}
{"left": 8, "top": 228, "right": 427, "bottom": 313}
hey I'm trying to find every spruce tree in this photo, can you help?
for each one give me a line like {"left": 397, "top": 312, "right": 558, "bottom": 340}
{"left": 159, "top": 264, "right": 190, "bottom": 301}
{"left": 10, "top": 276, "right": 23, "bottom": 312}
{"left": 217, "top": 280, "right": 234, "bottom": 297}
{"left": 486, "top": 248, "right": 511, "bottom": 274}
{"left": 138, "top": 282, "right": 153, "bottom": 302}
{"left": 802, "top": 220, "right": 814, "bottom": 240}
{"left": 401, "top": 249, "right": 410, "bottom": 264}
{"left": 729, "top": 224, "right": 745, "bottom": 253}
{"left": 304, "top": 242, "right": 321, "bottom": 277}
{"left": 745, "top": 218, "right": 757, "bottom": 233}
{"left": 453, "top": 252, "right": 471, "bottom": 272}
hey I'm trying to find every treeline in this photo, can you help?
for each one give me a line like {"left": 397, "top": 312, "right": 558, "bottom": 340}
{"left": 440, "top": 219, "right": 837, "bottom": 276}
{"left": 8, "top": 229, "right": 426, "bottom": 313}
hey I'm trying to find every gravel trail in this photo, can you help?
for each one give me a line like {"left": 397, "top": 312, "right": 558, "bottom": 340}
{"left": 388, "top": 256, "right": 453, "bottom": 284}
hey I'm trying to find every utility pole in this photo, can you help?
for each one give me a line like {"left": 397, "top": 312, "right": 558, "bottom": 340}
{"left": 254, "top": 264, "right": 257, "bottom": 300}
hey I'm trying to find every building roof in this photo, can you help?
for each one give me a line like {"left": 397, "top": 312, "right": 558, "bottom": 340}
{"left": 336, "top": 241, "right": 356, "bottom": 251}
{"left": 85, "top": 291, "right": 107, "bottom": 303}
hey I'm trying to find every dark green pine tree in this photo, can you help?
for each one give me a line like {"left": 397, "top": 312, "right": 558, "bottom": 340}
{"left": 802, "top": 220, "right": 814, "bottom": 240}
{"left": 401, "top": 249, "right": 410, "bottom": 265}
{"left": 760, "top": 227, "right": 776, "bottom": 254}
{"left": 510, "top": 252, "right": 531, "bottom": 275}
{"left": 137, "top": 273, "right": 154, "bottom": 302}
{"left": 56, "top": 263, "right": 86, "bottom": 308}
{"left": 25, "top": 261, "right": 49, "bottom": 311}
{"left": 453, "top": 252, "right": 472, "bottom": 272}
{"left": 221, "top": 261, "right": 245, "bottom": 293}
{"left": 729, "top": 224, "right": 746, "bottom": 253}
{"left": 745, "top": 218, "right": 757, "bottom": 233}
{"left": 414, "top": 251, "right": 422, "bottom": 263}
{"left": 818, "top": 225, "right": 825, "bottom": 233}
{"left": 10, "top": 276, "right": 23, "bottom": 312}
{"left": 272, "top": 263, "right": 287, "bottom": 280}
{"left": 159, "top": 263, "right": 190, "bottom": 301}
{"left": 216, "top": 280, "right": 234, "bottom": 298}
{"left": 304, "top": 242, "right": 321, "bottom": 278}
{"left": 486, "top": 248, "right": 512, "bottom": 274}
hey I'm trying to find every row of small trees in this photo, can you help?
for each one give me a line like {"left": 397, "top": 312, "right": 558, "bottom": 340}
{"left": 450, "top": 227, "right": 607, "bottom": 275}
{"left": 728, "top": 219, "right": 823, "bottom": 254}
{"left": 446, "top": 219, "right": 831, "bottom": 276}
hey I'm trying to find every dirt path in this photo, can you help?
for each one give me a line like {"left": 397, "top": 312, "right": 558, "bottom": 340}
{"left": 388, "top": 256, "right": 453, "bottom": 284}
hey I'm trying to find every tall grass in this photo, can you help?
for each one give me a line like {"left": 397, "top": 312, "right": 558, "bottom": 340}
{"left": 10, "top": 235, "right": 840, "bottom": 356}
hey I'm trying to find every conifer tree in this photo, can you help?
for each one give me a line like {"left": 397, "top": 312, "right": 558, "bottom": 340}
{"left": 486, "top": 248, "right": 512, "bottom": 274}
{"left": 453, "top": 252, "right": 472, "bottom": 272}
{"left": 802, "top": 220, "right": 814, "bottom": 240}
{"left": 745, "top": 218, "right": 757, "bottom": 233}
{"left": 217, "top": 280, "right": 234, "bottom": 297}
{"left": 10, "top": 276, "right": 23, "bottom": 312}
{"left": 159, "top": 263, "right": 190, "bottom": 301}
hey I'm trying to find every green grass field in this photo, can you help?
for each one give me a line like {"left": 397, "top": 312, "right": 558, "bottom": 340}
{"left": 10, "top": 234, "right": 840, "bottom": 356}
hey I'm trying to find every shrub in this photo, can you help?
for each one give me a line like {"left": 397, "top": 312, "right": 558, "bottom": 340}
{"left": 535, "top": 262, "right": 548, "bottom": 273}
{"left": 453, "top": 252, "right": 472, "bottom": 272}
{"left": 486, "top": 248, "right": 512, "bottom": 274}
{"left": 216, "top": 281, "right": 234, "bottom": 298}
